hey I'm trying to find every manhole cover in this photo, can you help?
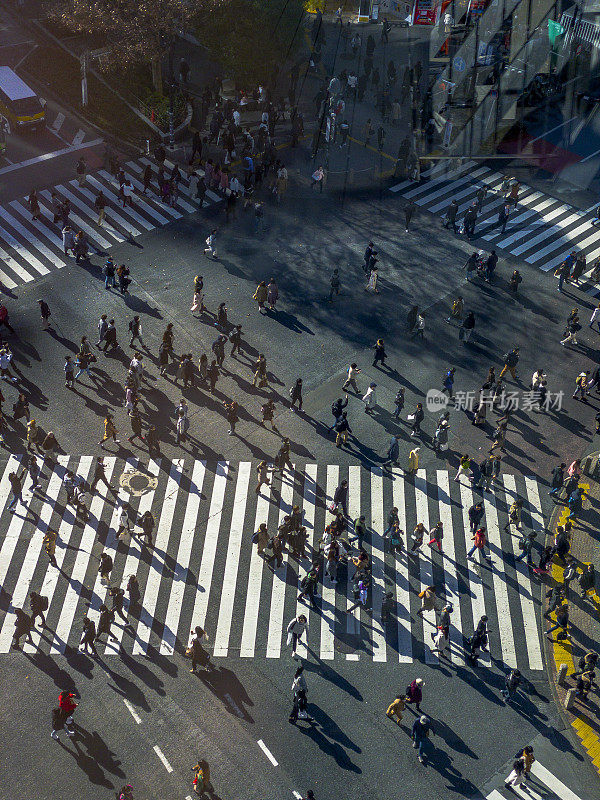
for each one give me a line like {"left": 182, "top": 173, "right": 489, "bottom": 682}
{"left": 119, "top": 469, "right": 158, "bottom": 496}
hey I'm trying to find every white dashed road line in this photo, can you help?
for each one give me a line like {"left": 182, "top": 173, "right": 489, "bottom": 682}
{"left": 257, "top": 739, "right": 279, "bottom": 766}
{"left": 123, "top": 699, "right": 141, "bottom": 724}
{"left": 153, "top": 744, "right": 174, "bottom": 773}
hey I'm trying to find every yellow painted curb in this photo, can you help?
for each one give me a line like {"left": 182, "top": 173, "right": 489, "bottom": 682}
{"left": 548, "top": 481, "right": 600, "bottom": 776}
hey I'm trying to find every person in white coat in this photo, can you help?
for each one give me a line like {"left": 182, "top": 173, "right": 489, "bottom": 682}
{"left": 362, "top": 382, "right": 377, "bottom": 414}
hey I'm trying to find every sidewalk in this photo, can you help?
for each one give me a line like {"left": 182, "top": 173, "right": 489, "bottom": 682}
{"left": 544, "top": 451, "right": 600, "bottom": 775}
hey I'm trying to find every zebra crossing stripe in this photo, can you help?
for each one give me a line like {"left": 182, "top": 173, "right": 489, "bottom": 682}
{"left": 483, "top": 490, "right": 517, "bottom": 668}
{"left": 85, "top": 175, "right": 155, "bottom": 233}
{"left": 124, "top": 162, "right": 183, "bottom": 219}
{"left": 133, "top": 459, "right": 183, "bottom": 655}
{"left": 266, "top": 467, "right": 295, "bottom": 659}
{"left": 501, "top": 475, "right": 543, "bottom": 670}
{"left": 413, "top": 167, "right": 490, "bottom": 207}
{"left": 427, "top": 170, "right": 503, "bottom": 214}
{"left": 96, "top": 170, "right": 172, "bottom": 226}
{"left": 50, "top": 458, "right": 117, "bottom": 653}
{"left": 322, "top": 464, "right": 340, "bottom": 661}
{"left": 294, "top": 465, "right": 317, "bottom": 661}
{"left": 482, "top": 194, "right": 558, "bottom": 245}
{"left": 24, "top": 457, "right": 93, "bottom": 653}
{"left": 392, "top": 469, "right": 412, "bottom": 662}
{"left": 213, "top": 462, "right": 251, "bottom": 657}
{"left": 346, "top": 465, "right": 361, "bottom": 642}
{"left": 0, "top": 218, "right": 48, "bottom": 275}
{"left": 0, "top": 458, "right": 552, "bottom": 667}
{"left": 0, "top": 243, "right": 26, "bottom": 285}
{"left": 73, "top": 181, "right": 143, "bottom": 238}
{"left": 414, "top": 470, "right": 436, "bottom": 664}
{"left": 139, "top": 158, "right": 197, "bottom": 214}
{"left": 401, "top": 160, "right": 475, "bottom": 199}
{"left": 436, "top": 471, "right": 464, "bottom": 664}
{"left": 0, "top": 459, "right": 66, "bottom": 652}
{"left": 240, "top": 481, "right": 271, "bottom": 658}
{"left": 0, "top": 205, "right": 64, "bottom": 270}
{"left": 530, "top": 762, "right": 586, "bottom": 800}
{"left": 320, "top": 465, "right": 338, "bottom": 660}
{"left": 79, "top": 457, "right": 121, "bottom": 635}
{"left": 191, "top": 462, "right": 229, "bottom": 633}
{"left": 110, "top": 460, "right": 161, "bottom": 653}
{"left": 517, "top": 210, "right": 585, "bottom": 260}
{"left": 458, "top": 480, "right": 489, "bottom": 664}
{"left": 161, "top": 460, "right": 206, "bottom": 656}
{"left": 370, "top": 468, "right": 387, "bottom": 662}
{"left": 49, "top": 185, "right": 125, "bottom": 245}
{"left": 10, "top": 199, "right": 64, "bottom": 250}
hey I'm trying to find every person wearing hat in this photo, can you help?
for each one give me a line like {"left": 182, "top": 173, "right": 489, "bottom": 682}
{"left": 412, "top": 714, "right": 434, "bottom": 763}
{"left": 405, "top": 677, "right": 424, "bottom": 710}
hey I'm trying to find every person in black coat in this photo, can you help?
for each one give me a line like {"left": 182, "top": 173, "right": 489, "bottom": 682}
{"left": 373, "top": 338, "right": 386, "bottom": 367}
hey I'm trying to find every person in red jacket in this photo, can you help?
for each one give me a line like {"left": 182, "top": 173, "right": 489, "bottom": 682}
{"left": 467, "top": 526, "right": 490, "bottom": 561}
{"left": 58, "top": 690, "right": 77, "bottom": 717}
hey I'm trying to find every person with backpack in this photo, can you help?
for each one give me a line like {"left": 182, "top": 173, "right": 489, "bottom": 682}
{"left": 98, "top": 552, "right": 113, "bottom": 585}
{"left": 298, "top": 565, "right": 320, "bottom": 608}
{"left": 515, "top": 532, "right": 536, "bottom": 567}
{"left": 289, "top": 665, "right": 312, "bottom": 723}
{"left": 499, "top": 347, "right": 520, "bottom": 381}
{"left": 29, "top": 590, "right": 49, "bottom": 627}
{"left": 334, "top": 412, "right": 352, "bottom": 449}
{"left": 467, "top": 615, "right": 489, "bottom": 665}
{"left": 79, "top": 617, "right": 98, "bottom": 655}
{"left": 102, "top": 258, "right": 116, "bottom": 289}
{"left": 329, "top": 394, "right": 348, "bottom": 432}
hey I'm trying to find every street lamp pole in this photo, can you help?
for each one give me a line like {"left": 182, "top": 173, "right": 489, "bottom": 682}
{"left": 168, "top": 36, "right": 175, "bottom": 151}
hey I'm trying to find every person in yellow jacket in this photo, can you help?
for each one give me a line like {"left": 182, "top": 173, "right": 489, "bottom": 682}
{"left": 253, "top": 281, "right": 268, "bottom": 314}
{"left": 26, "top": 418, "right": 38, "bottom": 452}
{"left": 386, "top": 694, "right": 406, "bottom": 725}
{"left": 407, "top": 446, "right": 420, "bottom": 475}
{"left": 99, "top": 413, "right": 119, "bottom": 449}
{"left": 44, "top": 529, "right": 57, "bottom": 567}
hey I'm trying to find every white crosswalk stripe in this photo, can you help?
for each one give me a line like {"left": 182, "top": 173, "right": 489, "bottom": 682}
{"left": 486, "top": 760, "right": 588, "bottom": 800}
{"left": 0, "top": 457, "right": 548, "bottom": 668}
{"left": 389, "top": 166, "right": 600, "bottom": 293}
{"left": 0, "top": 157, "right": 224, "bottom": 287}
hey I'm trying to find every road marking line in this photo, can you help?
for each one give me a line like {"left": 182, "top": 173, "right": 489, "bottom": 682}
{"left": 293, "top": 792, "right": 303, "bottom": 799}
{"left": 0, "top": 138, "right": 103, "bottom": 175}
{"left": 123, "top": 699, "right": 141, "bottom": 724}
{"left": 153, "top": 745, "right": 173, "bottom": 773}
{"left": 531, "top": 761, "right": 585, "bottom": 800}
{"left": 72, "top": 129, "right": 85, "bottom": 145}
{"left": 51, "top": 112, "right": 65, "bottom": 133}
{"left": 267, "top": 467, "right": 295, "bottom": 659}
{"left": 257, "top": 739, "right": 279, "bottom": 766}
{"left": 214, "top": 463, "right": 252, "bottom": 657}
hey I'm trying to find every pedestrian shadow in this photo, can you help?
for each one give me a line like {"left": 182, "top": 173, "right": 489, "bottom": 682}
{"left": 195, "top": 662, "right": 254, "bottom": 723}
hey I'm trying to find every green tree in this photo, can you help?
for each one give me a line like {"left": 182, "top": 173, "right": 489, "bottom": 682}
{"left": 53, "top": 0, "right": 221, "bottom": 92}
{"left": 199, "top": 0, "right": 306, "bottom": 87}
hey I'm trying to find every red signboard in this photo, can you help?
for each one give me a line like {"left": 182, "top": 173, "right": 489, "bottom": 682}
{"left": 413, "top": 0, "right": 439, "bottom": 25}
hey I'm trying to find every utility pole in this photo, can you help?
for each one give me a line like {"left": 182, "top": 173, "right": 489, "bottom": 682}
{"left": 80, "top": 52, "right": 88, "bottom": 108}
{"left": 167, "top": 35, "right": 175, "bottom": 151}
